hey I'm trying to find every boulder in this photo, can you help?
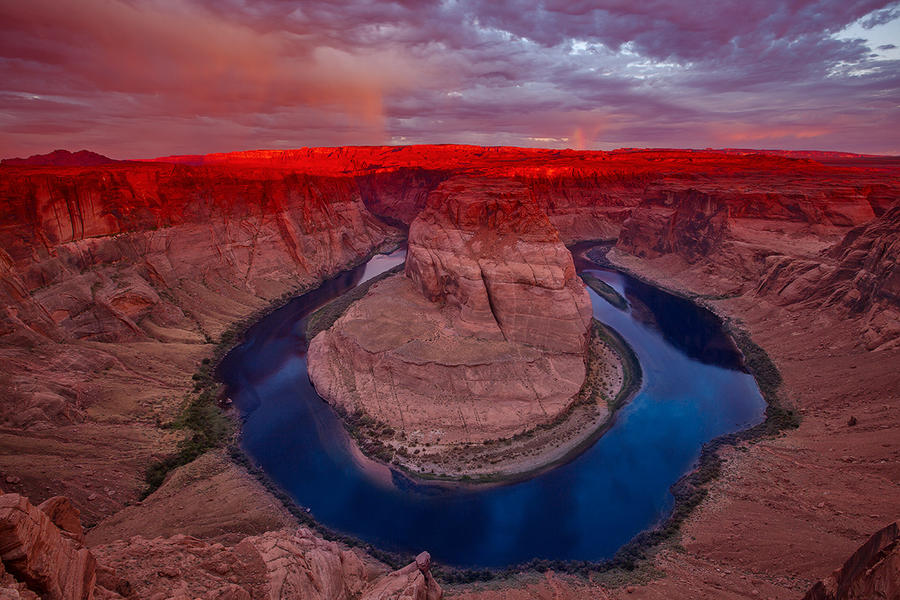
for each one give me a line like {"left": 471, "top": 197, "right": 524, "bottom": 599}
{"left": 37, "top": 497, "right": 84, "bottom": 543}
{"left": 361, "top": 551, "right": 442, "bottom": 600}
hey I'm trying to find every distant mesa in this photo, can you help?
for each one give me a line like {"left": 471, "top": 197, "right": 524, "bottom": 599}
{"left": 1, "top": 149, "right": 120, "bottom": 167}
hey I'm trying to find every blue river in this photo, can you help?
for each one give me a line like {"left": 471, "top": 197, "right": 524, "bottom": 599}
{"left": 219, "top": 243, "right": 765, "bottom": 567}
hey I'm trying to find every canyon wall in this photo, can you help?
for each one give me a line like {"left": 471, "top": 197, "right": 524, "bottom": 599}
{"left": 0, "top": 164, "right": 394, "bottom": 344}
{"left": 755, "top": 204, "right": 900, "bottom": 350}
{"left": 0, "top": 163, "right": 399, "bottom": 525}
{"left": 154, "top": 146, "right": 897, "bottom": 242}
{"left": 405, "top": 177, "right": 592, "bottom": 353}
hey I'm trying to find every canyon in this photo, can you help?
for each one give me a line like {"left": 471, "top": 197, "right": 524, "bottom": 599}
{"left": 0, "top": 146, "right": 898, "bottom": 598}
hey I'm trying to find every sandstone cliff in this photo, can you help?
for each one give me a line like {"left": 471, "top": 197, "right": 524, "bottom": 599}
{"left": 617, "top": 190, "right": 732, "bottom": 263}
{"left": 155, "top": 146, "right": 898, "bottom": 243}
{"left": 0, "top": 163, "right": 398, "bottom": 522}
{"left": 405, "top": 177, "right": 592, "bottom": 353}
{"left": 0, "top": 164, "right": 394, "bottom": 344}
{"left": 308, "top": 177, "right": 592, "bottom": 454}
{"left": 0, "top": 487, "right": 443, "bottom": 600}
{"left": 756, "top": 203, "right": 900, "bottom": 350}
{"left": 803, "top": 521, "right": 900, "bottom": 600}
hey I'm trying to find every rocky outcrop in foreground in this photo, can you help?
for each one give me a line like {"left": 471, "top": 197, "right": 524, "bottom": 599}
{"left": 94, "top": 527, "right": 439, "bottom": 600}
{"left": 0, "top": 487, "right": 442, "bottom": 600}
{"left": 309, "top": 177, "right": 593, "bottom": 453}
{"left": 803, "top": 521, "right": 900, "bottom": 600}
{"left": 0, "top": 490, "right": 96, "bottom": 600}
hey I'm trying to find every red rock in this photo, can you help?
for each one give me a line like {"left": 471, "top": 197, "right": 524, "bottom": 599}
{"left": 617, "top": 191, "right": 732, "bottom": 263}
{"left": 91, "top": 527, "right": 385, "bottom": 600}
{"left": 1, "top": 145, "right": 899, "bottom": 599}
{"left": 37, "top": 497, "right": 84, "bottom": 543}
{"left": 415, "top": 551, "right": 431, "bottom": 573}
{"left": 756, "top": 203, "right": 900, "bottom": 350}
{"left": 309, "top": 177, "right": 593, "bottom": 449}
{"left": 803, "top": 521, "right": 900, "bottom": 600}
{"left": 361, "top": 552, "right": 442, "bottom": 600}
{"left": 406, "top": 177, "right": 592, "bottom": 353}
{"left": 0, "top": 493, "right": 95, "bottom": 600}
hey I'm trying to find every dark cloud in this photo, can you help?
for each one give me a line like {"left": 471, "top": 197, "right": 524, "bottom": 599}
{"left": 1, "top": 0, "right": 898, "bottom": 157}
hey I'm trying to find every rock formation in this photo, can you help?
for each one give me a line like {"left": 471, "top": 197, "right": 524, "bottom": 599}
{"left": 36, "top": 497, "right": 84, "bottom": 544}
{"left": 361, "top": 552, "right": 442, "bottom": 600}
{"left": 93, "top": 528, "right": 444, "bottom": 600}
{"left": 405, "top": 177, "right": 592, "bottom": 353}
{"left": 0, "top": 161, "right": 401, "bottom": 524}
{"left": 617, "top": 190, "right": 732, "bottom": 263}
{"left": 0, "top": 164, "right": 396, "bottom": 345}
{"left": 756, "top": 203, "right": 900, "bottom": 350}
{"left": 803, "top": 521, "right": 900, "bottom": 600}
{"left": 0, "top": 492, "right": 96, "bottom": 600}
{"left": 0, "top": 487, "right": 443, "bottom": 600}
{"left": 308, "top": 177, "right": 593, "bottom": 450}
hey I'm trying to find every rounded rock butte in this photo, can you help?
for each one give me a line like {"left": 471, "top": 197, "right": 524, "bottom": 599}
{"left": 307, "top": 176, "right": 593, "bottom": 454}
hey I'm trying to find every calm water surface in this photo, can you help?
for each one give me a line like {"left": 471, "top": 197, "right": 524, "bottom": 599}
{"left": 219, "top": 244, "right": 765, "bottom": 567}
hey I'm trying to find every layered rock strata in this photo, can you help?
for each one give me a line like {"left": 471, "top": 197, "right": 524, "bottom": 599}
{"left": 0, "top": 487, "right": 443, "bottom": 600}
{"left": 308, "top": 177, "right": 592, "bottom": 450}
{"left": 756, "top": 203, "right": 900, "bottom": 350}
{"left": 0, "top": 148, "right": 898, "bottom": 599}
{"left": 0, "top": 163, "right": 399, "bottom": 523}
{"left": 0, "top": 491, "right": 96, "bottom": 600}
{"left": 804, "top": 521, "right": 900, "bottom": 600}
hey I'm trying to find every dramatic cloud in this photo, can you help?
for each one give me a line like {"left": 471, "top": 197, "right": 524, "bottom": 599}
{"left": 1, "top": 0, "right": 898, "bottom": 157}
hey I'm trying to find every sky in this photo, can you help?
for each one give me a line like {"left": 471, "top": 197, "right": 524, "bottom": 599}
{"left": 1, "top": 0, "right": 898, "bottom": 158}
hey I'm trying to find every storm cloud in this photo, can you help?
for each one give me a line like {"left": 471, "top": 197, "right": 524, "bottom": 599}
{"left": 1, "top": 0, "right": 898, "bottom": 157}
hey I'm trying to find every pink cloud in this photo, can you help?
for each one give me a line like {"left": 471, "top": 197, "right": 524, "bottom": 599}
{"left": 1, "top": 0, "right": 898, "bottom": 157}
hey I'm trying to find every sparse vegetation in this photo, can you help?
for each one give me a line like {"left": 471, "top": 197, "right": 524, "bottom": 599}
{"left": 144, "top": 239, "right": 800, "bottom": 586}
{"left": 143, "top": 359, "right": 232, "bottom": 496}
{"left": 142, "top": 240, "right": 403, "bottom": 497}
{"left": 590, "top": 319, "right": 642, "bottom": 410}
{"left": 726, "top": 323, "right": 800, "bottom": 434}
{"left": 369, "top": 318, "right": 641, "bottom": 485}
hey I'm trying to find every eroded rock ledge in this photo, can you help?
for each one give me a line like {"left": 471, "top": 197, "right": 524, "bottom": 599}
{"left": 308, "top": 177, "right": 597, "bottom": 474}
